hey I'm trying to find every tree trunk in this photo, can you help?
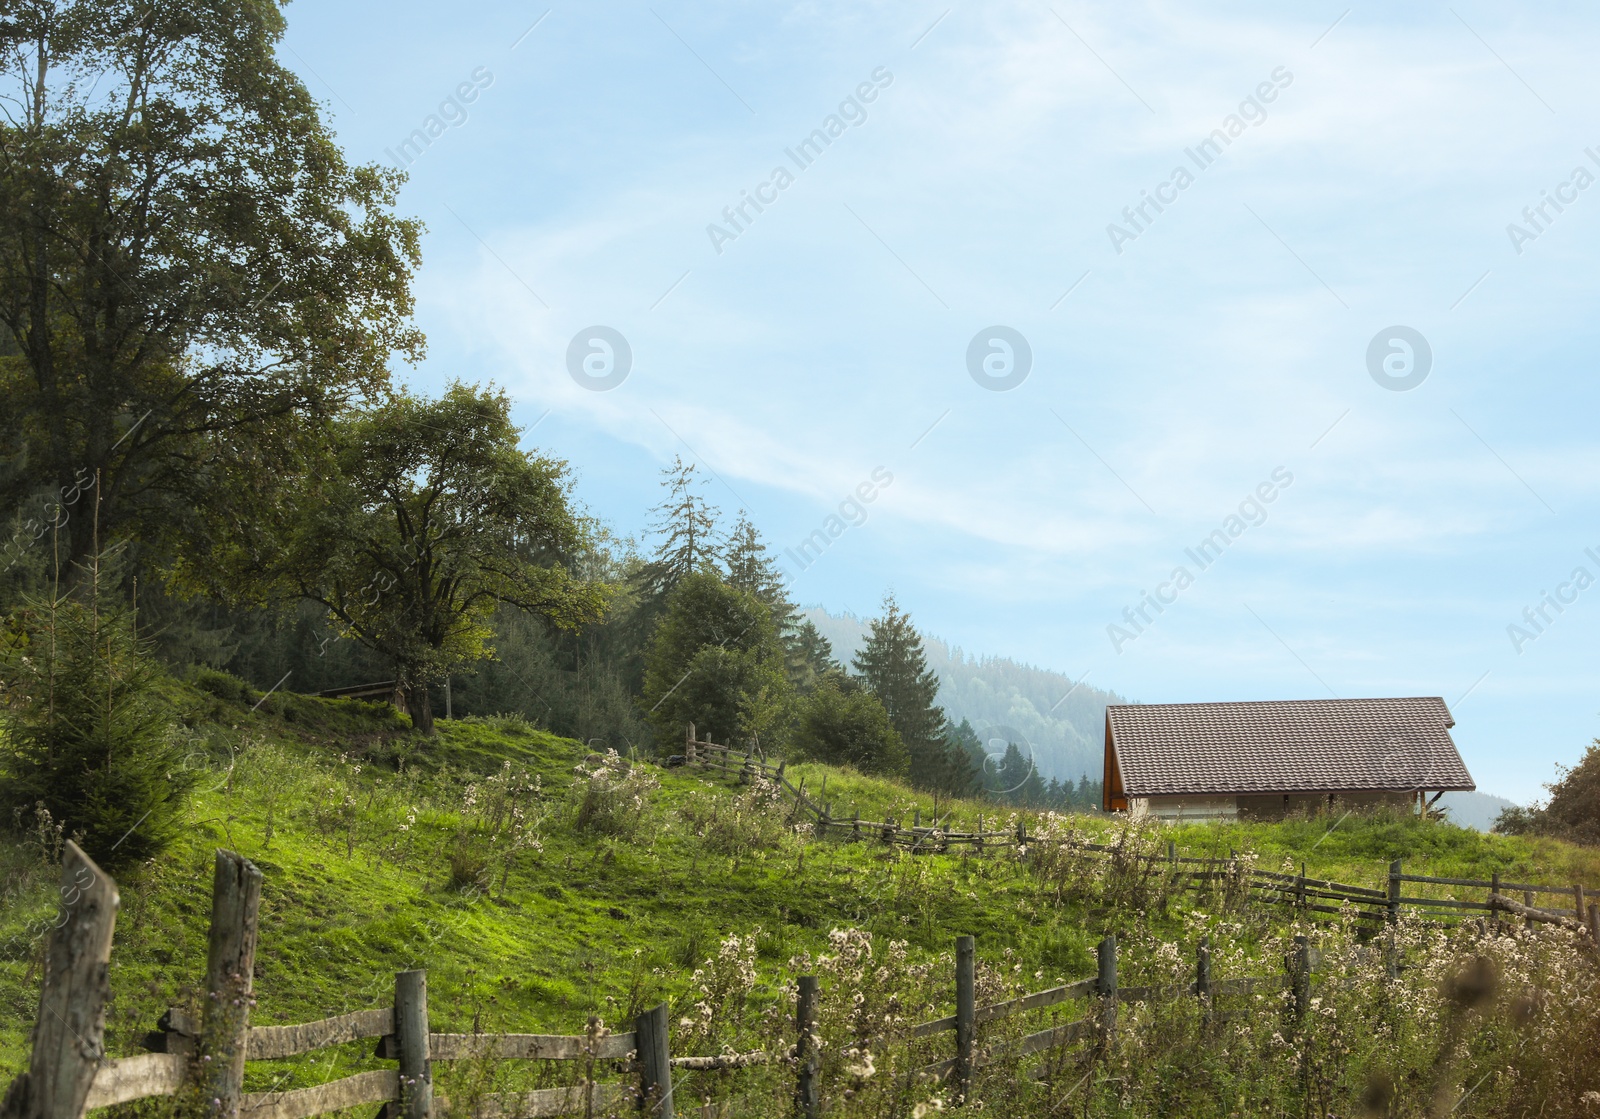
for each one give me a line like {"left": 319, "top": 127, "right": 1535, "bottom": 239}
{"left": 405, "top": 679, "right": 434, "bottom": 735}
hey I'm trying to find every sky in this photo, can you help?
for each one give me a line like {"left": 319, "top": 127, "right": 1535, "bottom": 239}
{"left": 278, "top": 0, "right": 1600, "bottom": 803}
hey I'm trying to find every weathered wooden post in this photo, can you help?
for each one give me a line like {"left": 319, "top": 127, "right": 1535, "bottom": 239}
{"left": 1491, "top": 871, "right": 1501, "bottom": 935}
{"left": 1015, "top": 818, "right": 1027, "bottom": 847}
{"left": 685, "top": 723, "right": 696, "bottom": 766}
{"left": 913, "top": 807, "right": 921, "bottom": 829}
{"left": 1387, "top": 860, "right": 1402, "bottom": 925}
{"left": 1574, "top": 883, "right": 1585, "bottom": 925}
{"left": 794, "top": 977, "right": 819, "bottom": 1119}
{"left": 635, "top": 1003, "right": 673, "bottom": 1116}
{"left": 198, "top": 849, "right": 262, "bottom": 1119}
{"left": 954, "top": 937, "right": 976, "bottom": 1101}
{"left": 1167, "top": 840, "right": 1176, "bottom": 864}
{"left": 1588, "top": 903, "right": 1599, "bottom": 944}
{"left": 0, "top": 843, "right": 119, "bottom": 1119}
{"left": 394, "top": 970, "right": 431, "bottom": 1119}
{"left": 852, "top": 809, "right": 860, "bottom": 841}
{"left": 1096, "top": 936, "right": 1118, "bottom": 1039}
{"left": 1297, "top": 862, "right": 1306, "bottom": 911}
{"left": 1196, "top": 935, "right": 1212, "bottom": 1028}
{"left": 1289, "top": 937, "right": 1311, "bottom": 1027}
{"left": 1524, "top": 889, "right": 1535, "bottom": 933}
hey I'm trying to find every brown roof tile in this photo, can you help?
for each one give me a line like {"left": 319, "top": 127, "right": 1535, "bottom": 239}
{"left": 1107, "top": 697, "right": 1475, "bottom": 796}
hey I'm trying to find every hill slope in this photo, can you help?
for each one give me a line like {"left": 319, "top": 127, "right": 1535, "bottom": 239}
{"left": 2, "top": 680, "right": 1595, "bottom": 1116}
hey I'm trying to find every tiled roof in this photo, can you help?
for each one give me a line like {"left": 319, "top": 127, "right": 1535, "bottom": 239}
{"left": 1107, "top": 697, "right": 1475, "bottom": 796}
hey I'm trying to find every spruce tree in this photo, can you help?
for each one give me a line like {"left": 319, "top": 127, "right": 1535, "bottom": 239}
{"left": 0, "top": 556, "right": 193, "bottom": 865}
{"left": 641, "top": 456, "right": 723, "bottom": 598}
{"left": 853, "top": 593, "right": 975, "bottom": 793}
{"left": 786, "top": 617, "right": 840, "bottom": 692}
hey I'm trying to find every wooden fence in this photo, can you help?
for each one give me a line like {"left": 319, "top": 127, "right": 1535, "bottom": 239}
{"left": 681, "top": 726, "right": 1600, "bottom": 940}
{"left": 6, "top": 844, "right": 1338, "bottom": 1119}
{"left": 1, "top": 846, "right": 668, "bottom": 1119}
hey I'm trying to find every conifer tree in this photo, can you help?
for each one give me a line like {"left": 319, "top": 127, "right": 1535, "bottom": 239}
{"left": 786, "top": 617, "right": 840, "bottom": 692}
{"left": 0, "top": 551, "right": 193, "bottom": 865}
{"left": 641, "top": 456, "right": 723, "bottom": 597}
{"left": 853, "top": 593, "right": 977, "bottom": 794}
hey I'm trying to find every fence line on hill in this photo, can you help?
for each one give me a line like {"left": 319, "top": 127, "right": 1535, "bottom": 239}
{"left": 6, "top": 845, "right": 1360, "bottom": 1119}
{"left": 680, "top": 725, "right": 1600, "bottom": 938}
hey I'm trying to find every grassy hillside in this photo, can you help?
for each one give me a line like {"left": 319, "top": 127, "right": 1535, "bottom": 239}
{"left": 2, "top": 678, "right": 1597, "bottom": 1116}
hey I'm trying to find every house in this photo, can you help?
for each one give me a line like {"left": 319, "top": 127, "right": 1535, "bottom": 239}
{"left": 1102, "top": 697, "right": 1475, "bottom": 820}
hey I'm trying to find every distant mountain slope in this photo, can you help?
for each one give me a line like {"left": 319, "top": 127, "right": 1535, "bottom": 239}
{"left": 801, "top": 606, "right": 1126, "bottom": 783}
{"left": 1437, "top": 791, "right": 1516, "bottom": 833}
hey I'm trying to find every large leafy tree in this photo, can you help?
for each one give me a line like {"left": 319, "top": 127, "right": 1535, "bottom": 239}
{"left": 1494, "top": 742, "right": 1600, "bottom": 845}
{"left": 219, "top": 384, "right": 607, "bottom": 734}
{"left": 0, "top": 0, "right": 423, "bottom": 581}
{"left": 640, "top": 570, "right": 786, "bottom": 749}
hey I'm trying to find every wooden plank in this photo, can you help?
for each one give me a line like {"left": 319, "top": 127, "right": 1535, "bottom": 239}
{"left": 238, "top": 1070, "right": 399, "bottom": 1119}
{"left": 973, "top": 979, "right": 1097, "bottom": 1025}
{"left": 907, "top": 1015, "right": 956, "bottom": 1039}
{"left": 383, "top": 1033, "right": 637, "bottom": 1061}
{"left": 5, "top": 843, "right": 121, "bottom": 1119}
{"left": 84, "top": 1055, "right": 186, "bottom": 1110}
{"left": 1403, "top": 874, "right": 1596, "bottom": 896}
{"left": 247, "top": 1008, "right": 394, "bottom": 1060}
{"left": 1488, "top": 893, "right": 1587, "bottom": 931}
{"left": 1014, "top": 1019, "right": 1093, "bottom": 1057}
{"left": 1394, "top": 896, "right": 1492, "bottom": 911}
{"left": 472, "top": 1084, "right": 623, "bottom": 1119}
{"left": 668, "top": 1052, "right": 768, "bottom": 1070}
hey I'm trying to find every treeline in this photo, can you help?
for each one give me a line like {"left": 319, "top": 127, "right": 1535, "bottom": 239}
{"left": 0, "top": 2, "right": 1092, "bottom": 871}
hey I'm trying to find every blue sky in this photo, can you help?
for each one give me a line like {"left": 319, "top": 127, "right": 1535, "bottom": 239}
{"left": 281, "top": 1, "right": 1600, "bottom": 803}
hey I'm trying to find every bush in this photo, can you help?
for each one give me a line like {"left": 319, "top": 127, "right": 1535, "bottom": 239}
{"left": 0, "top": 587, "right": 194, "bottom": 866}
{"left": 568, "top": 749, "right": 657, "bottom": 838}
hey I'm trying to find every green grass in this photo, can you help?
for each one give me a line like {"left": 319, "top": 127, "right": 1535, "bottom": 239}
{"left": 2, "top": 680, "right": 1595, "bottom": 1109}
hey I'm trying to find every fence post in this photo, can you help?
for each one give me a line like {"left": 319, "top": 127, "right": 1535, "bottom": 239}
{"left": 685, "top": 723, "right": 696, "bottom": 766}
{"left": 1096, "top": 935, "right": 1118, "bottom": 1040}
{"left": 635, "top": 1002, "right": 673, "bottom": 1117}
{"left": 1297, "top": 862, "right": 1306, "bottom": 911}
{"left": 1387, "top": 860, "right": 1402, "bottom": 926}
{"left": 394, "top": 970, "right": 431, "bottom": 1119}
{"left": 0, "top": 843, "right": 119, "bottom": 1119}
{"left": 852, "top": 809, "right": 860, "bottom": 841}
{"left": 1588, "top": 903, "right": 1599, "bottom": 944}
{"left": 1491, "top": 871, "right": 1501, "bottom": 936}
{"left": 1575, "top": 883, "right": 1585, "bottom": 924}
{"left": 199, "top": 849, "right": 262, "bottom": 1119}
{"left": 1195, "top": 935, "right": 1211, "bottom": 1028}
{"left": 1016, "top": 818, "right": 1027, "bottom": 847}
{"left": 794, "top": 977, "right": 819, "bottom": 1119}
{"left": 1523, "top": 889, "right": 1535, "bottom": 932}
{"left": 953, "top": 936, "right": 976, "bottom": 1101}
{"left": 1290, "top": 936, "right": 1311, "bottom": 1028}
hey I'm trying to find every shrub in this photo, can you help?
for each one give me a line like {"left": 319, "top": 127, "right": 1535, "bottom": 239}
{"left": 0, "top": 587, "right": 194, "bottom": 866}
{"left": 678, "top": 776, "right": 787, "bottom": 858}
{"left": 568, "top": 749, "right": 657, "bottom": 838}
